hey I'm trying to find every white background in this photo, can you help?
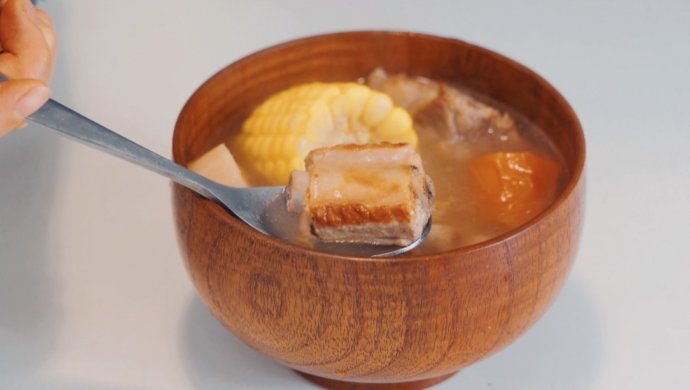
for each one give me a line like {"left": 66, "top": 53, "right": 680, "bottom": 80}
{"left": 1, "top": 0, "right": 689, "bottom": 389}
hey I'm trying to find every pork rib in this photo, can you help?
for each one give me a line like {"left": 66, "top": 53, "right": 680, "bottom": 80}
{"left": 287, "top": 143, "right": 434, "bottom": 246}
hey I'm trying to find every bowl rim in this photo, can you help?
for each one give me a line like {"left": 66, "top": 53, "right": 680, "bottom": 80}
{"left": 173, "top": 30, "right": 586, "bottom": 263}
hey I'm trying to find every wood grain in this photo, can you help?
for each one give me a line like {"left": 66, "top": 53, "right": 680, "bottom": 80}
{"left": 172, "top": 31, "right": 585, "bottom": 388}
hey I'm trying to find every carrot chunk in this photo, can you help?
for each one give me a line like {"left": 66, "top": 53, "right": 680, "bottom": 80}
{"left": 469, "top": 152, "right": 561, "bottom": 228}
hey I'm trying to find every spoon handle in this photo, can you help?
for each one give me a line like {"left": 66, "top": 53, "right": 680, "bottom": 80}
{"left": 28, "top": 98, "right": 220, "bottom": 200}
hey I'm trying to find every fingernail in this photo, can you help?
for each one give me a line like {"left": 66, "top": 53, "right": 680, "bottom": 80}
{"left": 15, "top": 85, "right": 51, "bottom": 118}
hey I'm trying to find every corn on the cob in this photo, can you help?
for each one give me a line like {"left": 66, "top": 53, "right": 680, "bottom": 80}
{"left": 230, "top": 82, "right": 418, "bottom": 185}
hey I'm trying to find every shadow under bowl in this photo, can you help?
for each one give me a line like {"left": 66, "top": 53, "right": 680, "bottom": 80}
{"left": 172, "top": 31, "right": 585, "bottom": 389}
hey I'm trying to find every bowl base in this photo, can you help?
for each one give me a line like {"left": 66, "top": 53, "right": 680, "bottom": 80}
{"left": 295, "top": 370, "right": 458, "bottom": 389}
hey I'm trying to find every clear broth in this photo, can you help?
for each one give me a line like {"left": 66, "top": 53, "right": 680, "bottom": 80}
{"left": 412, "top": 86, "right": 567, "bottom": 254}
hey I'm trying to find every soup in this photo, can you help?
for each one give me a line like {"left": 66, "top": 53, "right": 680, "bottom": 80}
{"left": 200, "top": 69, "right": 567, "bottom": 254}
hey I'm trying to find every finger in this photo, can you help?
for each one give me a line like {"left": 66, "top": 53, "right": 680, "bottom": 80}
{"left": 0, "top": 52, "right": 21, "bottom": 78}
{"left": 34, "top": 8, "right": 56, "bottom": 56}
{"left": 0, "top": 78, "right": 51, "bottom": 137}
{"left": 0, "top": 0, "right": 53, "bottom": 81}
{"left": 0, "top": 0, "right": 48, "bottom": 61}
{"left": 25, "top": 5, "right": 56, "bottom": 52}
{"left": 32, "top": 7, "right": 55, "bottom": 79}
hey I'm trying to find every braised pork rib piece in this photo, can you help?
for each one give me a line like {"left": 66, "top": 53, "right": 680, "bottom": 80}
{"left": 286, "top": 143, "right": 434, "bottom": 246}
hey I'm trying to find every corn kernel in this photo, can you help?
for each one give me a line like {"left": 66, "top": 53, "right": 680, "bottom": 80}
{"left": 362, "top": 92, "right": 393, "bottom": 126}
{"left": 373, "top": 107, "right": 415, "bottom": 143}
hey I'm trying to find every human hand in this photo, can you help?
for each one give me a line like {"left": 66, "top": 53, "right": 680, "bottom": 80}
{"left": 0, "top": 0, "right": 56, "bottom": 137}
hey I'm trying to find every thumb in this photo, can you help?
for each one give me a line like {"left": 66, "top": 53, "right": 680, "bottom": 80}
{"left": 0, "top": 78, "right": 51, "bottom": 137}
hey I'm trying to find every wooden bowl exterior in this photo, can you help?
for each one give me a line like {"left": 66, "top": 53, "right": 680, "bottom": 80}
{"left": 172, "top": 32, "right": 585, "bottom": 385}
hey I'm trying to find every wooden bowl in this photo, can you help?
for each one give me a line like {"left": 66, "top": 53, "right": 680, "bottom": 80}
{"left": 172, "top": 31, "right": 585, "bottom": 389}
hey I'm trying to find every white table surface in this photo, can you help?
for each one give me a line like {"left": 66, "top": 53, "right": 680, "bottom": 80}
{"left": 1, "top": 1, "right": 689, "bottom": 389}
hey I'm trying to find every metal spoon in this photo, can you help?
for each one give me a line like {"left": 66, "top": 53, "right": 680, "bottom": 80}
{"left": 16, "top": 93, "right": 429, "bottom": 257}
